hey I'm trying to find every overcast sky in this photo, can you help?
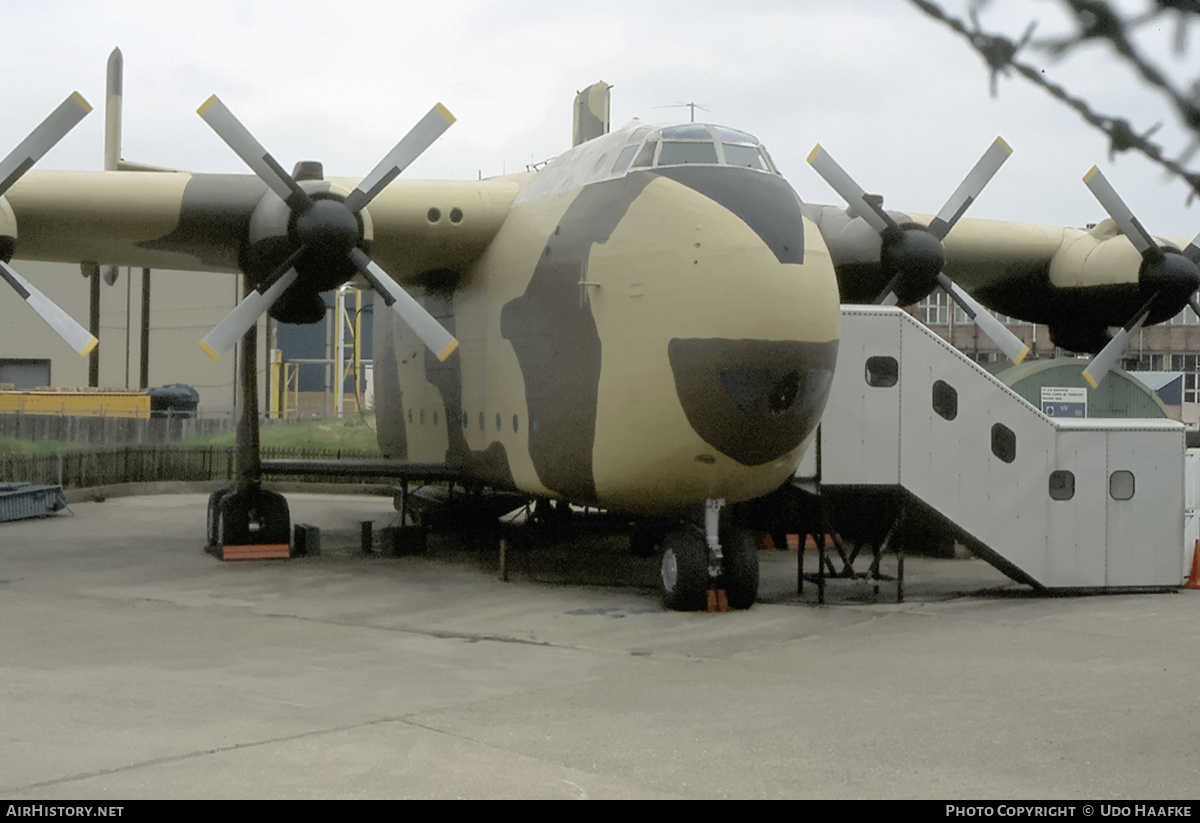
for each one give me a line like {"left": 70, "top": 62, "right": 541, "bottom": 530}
{"left": 7, "top": 0, "right": 1199, "bottom": 237}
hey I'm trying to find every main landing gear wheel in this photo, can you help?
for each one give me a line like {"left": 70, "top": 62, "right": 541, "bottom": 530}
{"left": 659, "top": 529, "right": 709, "bottom": 611}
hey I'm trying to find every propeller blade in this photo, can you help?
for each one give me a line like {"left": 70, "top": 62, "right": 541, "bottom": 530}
{"left": 347, "top": 248, "right": 458, "bottom": 361}
{"left": 0, "top": 261, "right": 97, "bottom": 356}
{"left": 937, "top": 273, "right": 1029, "bottom": 364}
{"left": 343, "top": 103, "right": 456, "bottom": 214}
{"left": 806, "top": 144, "right": 897, "bottom": 236}
{"left": 1082, "top": 166, "right": 1160, "bottom": 260}
{"left": 197, "top": 95, "right": 313, "bottom": 212}
{"left": 0, "top": 92, "right": 92, "bottom": 196}
{"left": 926, "top": 137, "right": 1012, "bottom": 240}
{"left": 200, "top": 268, "right": 300, "bottom": 361}
{"left": 1081, "top": 295, "right": 1156, "bottom": 389}
{"left": 1182, "top": 228, "right": 1200, "bottom": 265}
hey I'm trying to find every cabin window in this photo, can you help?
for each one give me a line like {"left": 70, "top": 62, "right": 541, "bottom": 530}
{"left": 612, "top": 145, "right": 638, "bottom": 175}
{"left": 1049, "top": 470, "right": 1075, "bottom": 501}
{"left": 1110, "top": 470, "right": 1135, "bottom": 501}
{"left": 932, "top": 380, "right": 958, "bottom": 420}
{"left": 991, "top": 423, "right": 1016, "bottom": 463}
{"left": 865, "top": 356, "right": 898, "bottom": 388}
{"left": 631, "top": 141, "right": 657, "bottom": 168}
{"left": 658, "top": 141, "right": 719, "bottom": 166}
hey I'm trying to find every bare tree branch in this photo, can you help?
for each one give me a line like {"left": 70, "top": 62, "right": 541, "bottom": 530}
{"left": 908, "top": 0, "right": 1200, "bottom": 201}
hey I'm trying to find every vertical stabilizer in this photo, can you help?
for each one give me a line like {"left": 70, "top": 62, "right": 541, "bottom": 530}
{"left": 572, "top": 81, "right": 610, "bottom": 147}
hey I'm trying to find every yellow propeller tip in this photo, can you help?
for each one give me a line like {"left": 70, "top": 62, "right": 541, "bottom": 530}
{"left": 436, "top": 339, "right": 460, "bottom": 362}
{"left": 70, "top": 91, "right": 93, "bottom": 114}
{"left": 199, "top": 340, "right": 221, "bottom": 362}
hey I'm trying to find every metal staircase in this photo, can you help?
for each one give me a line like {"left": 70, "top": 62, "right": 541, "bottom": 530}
{"left": 796, "top": 307, "right": 1187, "bottom": 589}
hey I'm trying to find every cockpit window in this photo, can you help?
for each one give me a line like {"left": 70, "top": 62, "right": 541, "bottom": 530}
{"left": 629, "top": 126, "right": 650, "bottom": 142}
{"left": 631, "top": 141, "right": 658, "bottom": 168}
{"left": 722, "top": 143, "right": 768, "bottom": 170}
{"left": 612, "top": 144, "right": 638, "bottom": 174}
{"left": 713, "top": 126, "right": 757, "bottom": 143}
{"left": 659, "top": 141, "right": 719, "bottom": 166}
{"left": 661, "top": 124, "right": 710, "bottom": 140}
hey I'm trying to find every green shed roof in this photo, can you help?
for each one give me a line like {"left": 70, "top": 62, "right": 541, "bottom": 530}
{"left": 996, "top": 359, "right": 1170, "bottom": 419}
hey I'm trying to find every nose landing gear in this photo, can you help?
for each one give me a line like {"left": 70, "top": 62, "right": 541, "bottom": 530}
{"left": 658, "top": 498, "right": 759, "bottom": 611}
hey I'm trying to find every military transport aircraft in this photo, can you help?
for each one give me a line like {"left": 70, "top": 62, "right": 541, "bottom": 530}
{"left": 1, "top": 79, "right": 1198, "bottom": 610}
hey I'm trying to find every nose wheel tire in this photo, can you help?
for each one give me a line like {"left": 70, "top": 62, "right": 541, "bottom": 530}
{"left": 720, "top": 526, "right": 760, "bottom": 610}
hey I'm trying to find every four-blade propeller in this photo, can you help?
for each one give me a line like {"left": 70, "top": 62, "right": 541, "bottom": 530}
{"left": 807, "top": 138, "right": 1029, "bottom": 364}
{"left": 0, "top": 92, "right": 97, "bottom": 356}
{"left": 197, "top": 96, "right": 459, "bottom": 362}
{"left": 1079, "top": 166, "right": 1200, "bottom": 388}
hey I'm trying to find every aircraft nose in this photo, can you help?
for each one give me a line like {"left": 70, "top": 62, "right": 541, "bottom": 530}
{"left": 667, "top": 337, "right": 836, "bottom": 466}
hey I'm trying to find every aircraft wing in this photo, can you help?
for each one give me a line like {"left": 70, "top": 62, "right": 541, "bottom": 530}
{"left": 806, "top": 203, "right": 1070, "bottom": 306}
{"left": 5, "top": 169, "right": 521, "bottom": 283}
{"left": 807, "top": 202, "right": 1195, "bottom": 342}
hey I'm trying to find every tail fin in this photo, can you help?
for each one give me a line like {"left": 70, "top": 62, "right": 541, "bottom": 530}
{"left": 572, "top": 81, "right": 610, "bottom": 147}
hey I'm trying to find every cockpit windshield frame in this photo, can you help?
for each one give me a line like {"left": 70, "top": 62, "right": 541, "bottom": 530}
{"left": 637, "top": 123, "right": 778, "bottom": 174}
{"left": 514, "top": 121, "right": 780, "bottom": 205}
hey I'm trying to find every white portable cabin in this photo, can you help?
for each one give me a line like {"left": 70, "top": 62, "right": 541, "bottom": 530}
{"left": 799, "top": 307, "right": 1186, "bottom": 589}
